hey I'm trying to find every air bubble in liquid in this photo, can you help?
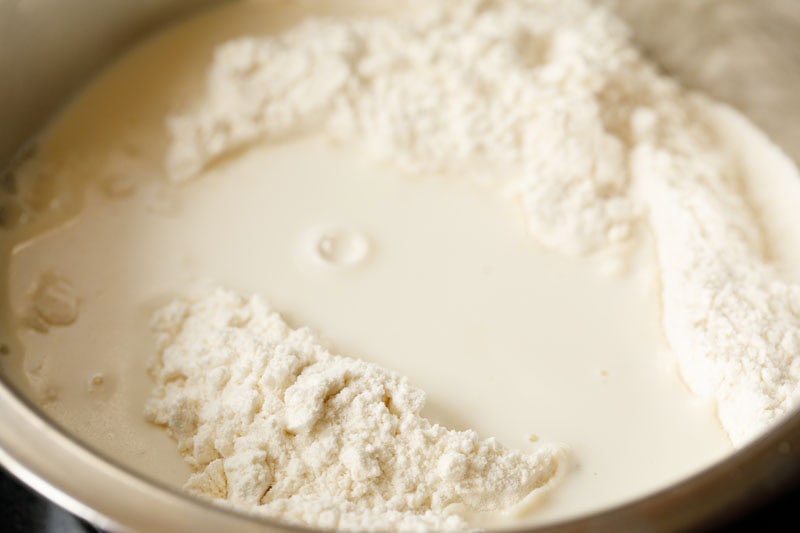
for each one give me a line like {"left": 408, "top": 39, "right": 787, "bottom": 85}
{"left": 306, "top": 227, "right": 370, "bottom": 268}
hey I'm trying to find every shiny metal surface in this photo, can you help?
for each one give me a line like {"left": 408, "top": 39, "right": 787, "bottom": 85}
{"left": 615, "top": 0, "right": 800, "bottom": 162}
{"left": 1, "top": 0, "right": 800, "bottom": 531}
{"left": 0, "top": 0, "right": 217, "bottom": 166}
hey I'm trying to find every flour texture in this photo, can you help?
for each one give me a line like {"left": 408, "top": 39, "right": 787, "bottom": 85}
{"left": 167, "top": 0, "right": 641, "bottom": 255}
{"left": 145, "top": 289, "right": 569, "bottom": 531}
{"left": 163, "top": 0, "right": 800, "bottom": 448}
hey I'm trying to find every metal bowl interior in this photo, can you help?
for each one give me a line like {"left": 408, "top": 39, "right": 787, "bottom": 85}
{"left": 1, "top": 0, "right": 800, "bottom": 531}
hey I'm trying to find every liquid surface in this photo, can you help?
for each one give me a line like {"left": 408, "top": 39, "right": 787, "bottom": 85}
{"left": 0, "top": 0, "right": 751, "bottom": 527}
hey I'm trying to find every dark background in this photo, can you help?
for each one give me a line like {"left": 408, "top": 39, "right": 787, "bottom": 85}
{"left": 0, "top": 467, "right": 796, "bottom": 532}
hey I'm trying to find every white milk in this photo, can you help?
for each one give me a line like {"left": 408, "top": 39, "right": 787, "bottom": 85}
{"left": 10, "top": 0, "right": 792, "bottom": 527}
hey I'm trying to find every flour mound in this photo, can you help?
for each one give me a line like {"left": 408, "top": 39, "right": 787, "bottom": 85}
{"left": 164, "top": 0, "right": 800, "bottom": 447}
{"left": 145, "top": 288, "right": 568, "bottom": 531}
{"left": 166, "top": 0, "right": 642, "bottom": 256}
{"left": 631, "top": 103, "right": 800, "bottom": 445}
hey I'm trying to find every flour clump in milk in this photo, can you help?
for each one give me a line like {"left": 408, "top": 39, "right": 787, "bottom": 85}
{"left": 164, "top": 0, "right": 800, "bottom": 449}
{"left": 146, "top": 289, "right": 569, "bottom": 531}
{"left": 26, "top": 272, "right": 80, "bottom": 331}
{"left": 167, "top": 0, "right": 640, "bottom": 256}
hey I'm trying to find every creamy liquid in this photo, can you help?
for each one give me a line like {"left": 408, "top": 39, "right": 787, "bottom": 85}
{"left": 0, "top": 0, "right": 755, "bottom": 527}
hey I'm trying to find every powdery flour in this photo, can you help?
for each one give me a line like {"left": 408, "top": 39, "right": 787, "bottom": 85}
{"left": 145, "top": 289, "right": 568, "bottom": 531}
{"left": 146, "top": 0, "right": 800, "bottom": 529}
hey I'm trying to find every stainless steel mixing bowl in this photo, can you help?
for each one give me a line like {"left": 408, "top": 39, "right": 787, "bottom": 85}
{"left": 1, "top": 1, "right": 800, "bottom": 530}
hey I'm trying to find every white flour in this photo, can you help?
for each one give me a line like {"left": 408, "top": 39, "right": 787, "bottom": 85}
{"left": 159, "top": 0, "right": 800, "bottom": 451}
{"left": 146, "top": 289, "right": 569, "bottom": 531}
{"left": 632, "top": 104, "right": 800, "bottom": 446}
{"left": 137, "top": 0, "right": 800, "bottom": 529}
{"left": 167, "top": 0, "right": 642, "bottom": 255}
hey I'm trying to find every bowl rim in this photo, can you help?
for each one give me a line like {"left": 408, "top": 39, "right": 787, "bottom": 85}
{"left": 2, "top": 0, "right": 800, "bottom": 528}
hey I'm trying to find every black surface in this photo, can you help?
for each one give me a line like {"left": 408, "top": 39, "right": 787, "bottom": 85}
{"left": 0, "top": 468, "right": 97, "bottom": 533}
{"left": 0, "top": 468, "right": 50, "bottom": 532}
{"left": 0, "top": 466, "right": 798, "bottom": 532}
{"left": 713, "top": 479, "right": 799, "bottom": 533}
